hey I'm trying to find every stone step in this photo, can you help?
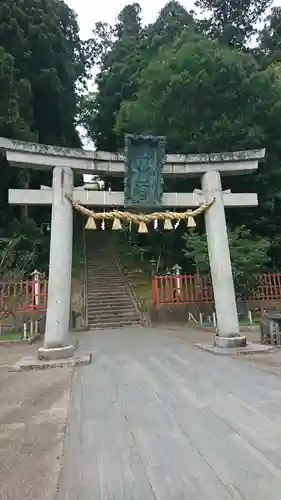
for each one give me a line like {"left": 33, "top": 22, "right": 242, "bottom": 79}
{"left": 88, "top": 304, "right": 134, "bottom": 312}
{"left": 87, "top": 274, "right": 121, "bottom": 279}
{"left": 87, "top": 266, "right": 120, "bottom": 270}
{"left": 87, "top": 295, "right": 133, "bottom": 301}
{"left": 88, "top": 298, "right": 130, "bottom": 304}
{"left": 88, "top": 313, "right": 139, "bottom": 321}
{"left": 87, "top": 275, "right": 123, "bottom": 278}
{"left": 87, "top": 302, "right": 135, "bottom": 310}
{"left": 88, "top": 308, "right": 139, "bottom": 315}
{"left": 88, "top": 287, "right": 127, "bottom": 291}
{"left": 88, "top": 299, "right": 133, "bottom": 307}
{"left": 87, "top": 288, "right": 129, "bottom": 295}
{"left": 87, "top": 263, "right": 115, "bottom": 265}
{"left": 87, "top": 284, "right": 128, "bottom": 290}
{"left": 88, "top": 304, "right": 137, "bottom": 313}
{"left": 87, "top": 277, "right": 123, "bottom": 281}
{"left": 88, "top": 321, "right": 141, "bottom": 328}
{"left": 87, "top": 267, "right": 120, "bottom": 270}
{"left": 87, "top": 288, "right": 129, "bottom": 293}
{"left": 88, "top": 269, "right": 118, "bottom": 274}
{"left": 87, "top": 262, "right": 115, "bottom": 265}
{"left": 88, "top": 320, "right": 142, "bottom": 329}
{"left": 87, "top": 272, "right": 120, "bottom": 276}
{"left": 88, "top": 313, "right": 138, "bottom": 320}
{"left": 85, "top": 243, "right": 143, "bottom": 329}
{"left": 88, "top": 286, "right": 125, "bottom": 291}
{"left": 87, "top": 259, "right": 114, "bottom": 263}
{"left": 88, "top": 312, "right": 136, "bottom": 318}
{"left": 88, "top": 289, "right": 127, "bottom": 294}
{"left": 87, "top": 267, "right": 119, "bottom": 271}
{"left": 88, "top": 296, "right": 132, "bottom": 302}
{"left": 88, "top": 280, "right": 124, "bottom": 284}
{"left": 87, "top": 273, "right": 123, "bottom": 278}
{"left": 87, "top": 285, "right": 126, "bottom": 290}
{"left": 88, "top": 300, "right": 131, "bottom": 306}
{"left": 87, "top": 265, "right": 117, "bottom": 269}
{"left": 87, "top": 268, "right": 121, "bottom": 272}
{"left": 87, "top": 276, "right": 123, "bottom": 279}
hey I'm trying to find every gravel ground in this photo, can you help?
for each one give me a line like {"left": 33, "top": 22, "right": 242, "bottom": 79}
{"left": 0, "top": 342, "right": 73, "bottom": 500}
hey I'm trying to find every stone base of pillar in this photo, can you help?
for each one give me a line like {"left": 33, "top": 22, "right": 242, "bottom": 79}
{"left": 214, "top": 335, "right": 247, "bottom": 348}
{"left": 195, "top": 341, "right": 273, "bottom": 356}
{"left": 11, "top": 349, "right": 92, "bottom": 371}
{"left": 38, "top": 344, "right": 75, "bottom": 361}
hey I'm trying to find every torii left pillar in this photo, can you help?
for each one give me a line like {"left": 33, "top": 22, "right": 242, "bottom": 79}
{"left": 38, "top": 166, "right": 74, "bottom": 360}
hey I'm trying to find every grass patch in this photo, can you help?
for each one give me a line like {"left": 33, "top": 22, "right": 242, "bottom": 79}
{"left": 0, "top": 333, "right": 23, "bottom": 341}
{"left": 115, "top": 247, "right": 153, "bottom": 307}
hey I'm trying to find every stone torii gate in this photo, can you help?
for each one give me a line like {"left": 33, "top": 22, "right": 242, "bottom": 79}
{"left": 1, "top": 136, "right": 264, "bottom": 360}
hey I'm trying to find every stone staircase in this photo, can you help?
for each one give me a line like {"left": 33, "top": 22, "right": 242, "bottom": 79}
{"left": 86, "top": 233, "right": 143, "bottom": 329}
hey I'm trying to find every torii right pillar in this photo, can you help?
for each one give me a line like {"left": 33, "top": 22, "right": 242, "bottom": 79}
{"left": 202, "top": 170, "right": 248, "bottom": 347}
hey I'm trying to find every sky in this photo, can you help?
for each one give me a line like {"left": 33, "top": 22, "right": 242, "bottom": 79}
{"left": 67, "top": 0, "right": 195, "bottom": 39}
{"left": 67, "top": 0, "right": 281, "bottom": 40}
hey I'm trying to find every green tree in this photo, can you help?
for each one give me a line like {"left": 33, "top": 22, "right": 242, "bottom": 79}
{"left": 183, "top": 227, "right": 270, "bottom": 297}
{"left": 82, "top": 3, "right": 142, "bottom": 151}
{"left": 0, "top": 0, "right": 86, "bottom": 147}
{"left": 0, "top": 0, "right": 87, "bottom": 258}
{"left": 85, "top": 21, "right": 115, "bottom": 69}
{"left": 195, "top": 0, "right": 271, "bottom": 48}
{"left": 0, "top": 47, "right": 36, "bottom": 225}
{"left": 139, "top": 1, "right": 194, "bottom": 60}
{"left": 0, "top": 47, "right": 35, "bottom": 141}
{"left": 116, "top": 30, "right": 281, "bottom": 244}
{"left": 80, "top": 1, "right": 195, "bottom": 151}
{"left": 259, "top": 7, "right": 281, "bottom": 63}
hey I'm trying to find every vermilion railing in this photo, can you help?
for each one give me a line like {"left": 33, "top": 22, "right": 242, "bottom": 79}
{"left": 252, "top": 273, "right": 281, "bottom": 300}
{"left": 152, "top": 273, "right": 281, "bottom": 305}
{"left": 0, "top": 279, "right": 48, "bottom": 314}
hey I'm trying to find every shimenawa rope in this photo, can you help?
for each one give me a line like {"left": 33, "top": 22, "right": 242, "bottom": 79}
{"left": 65, "top": 194, "right": 215, "bottom": 232}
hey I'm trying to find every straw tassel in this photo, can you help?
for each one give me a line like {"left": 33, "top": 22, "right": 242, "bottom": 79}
{"left": 138, "top": 221, "right": 148, "bottom": 233}
{"left": 85, "top": 216, "right": 96, "bottom": 230}
{"left": 101, "top": 208, "right": 106, "bottom": 230}
{"left": 112, "top": 216, "right": 122, "bottom": 230}
{"left": 187, "top": 215, "right": 196, "bottom": 228}
{"left": 164, "top": 217, "right": 173, "bottom": 230}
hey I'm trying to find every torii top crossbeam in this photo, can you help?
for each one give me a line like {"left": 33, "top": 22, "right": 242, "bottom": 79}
{"left": 0, "top": 136, "right": 265, "bottom": 176}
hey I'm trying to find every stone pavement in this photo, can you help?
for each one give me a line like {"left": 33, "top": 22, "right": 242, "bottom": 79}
{"left": 0, "top": 342, "right": 73, "bottom": 500}
{"left": 57, "top": 327, "right": 281, "bottom": 500}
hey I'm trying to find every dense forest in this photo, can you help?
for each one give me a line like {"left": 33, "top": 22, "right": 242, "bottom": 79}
{"left": 1, "top": 0, "right": 281, "bottom": 281}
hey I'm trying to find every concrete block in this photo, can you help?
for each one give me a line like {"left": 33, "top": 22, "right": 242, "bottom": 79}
{"left": 214, "top": 335, "right": 247, "bottom": 348}
{"left": 11, "top": 352, "right": 92, "bottom": 371}
{"left": 38, "top": 344, "right": 75, "bottom": 360}
{"left": 195, "top": 342, "right": 275, "bottom": 356}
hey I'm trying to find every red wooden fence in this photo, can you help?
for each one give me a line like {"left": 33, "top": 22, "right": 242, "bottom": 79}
{"left": 152, "top": 273, "right": 281, "bottom": 305}
{"left": 0, "top": 279, "right": 48, "bottom": 314}
{"left": 1, "top": 274, "right": 281, "bottom": 312}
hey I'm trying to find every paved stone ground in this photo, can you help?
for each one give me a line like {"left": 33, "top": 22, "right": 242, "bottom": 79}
{"left": 0, "top": 342, "right": 73, "bottom": 500}
{"left": 57, "top": 327, "right": 281, "bottom": 500}
{"left": 165, "top": 326, "right": 281, "bottom": 377}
